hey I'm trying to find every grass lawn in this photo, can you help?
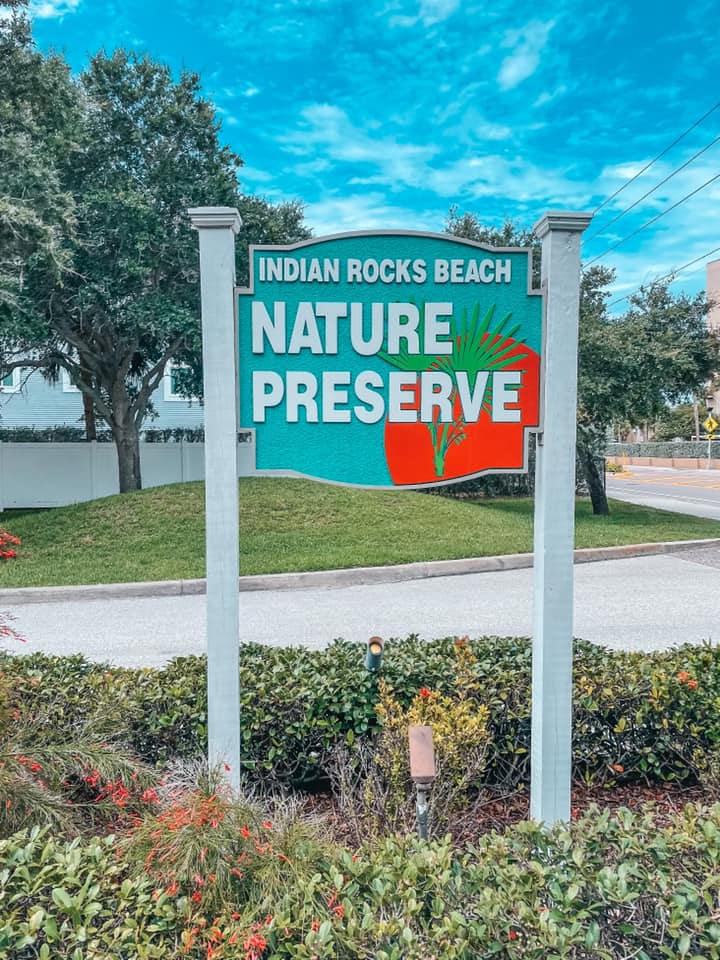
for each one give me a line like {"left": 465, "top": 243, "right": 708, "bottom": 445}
{"left": 1, "top": 477, "right": 719, "bottom": 588}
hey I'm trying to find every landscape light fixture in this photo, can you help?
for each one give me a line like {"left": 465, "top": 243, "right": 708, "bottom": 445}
{"left": 408, "top": 725, "right": 437, "bottom": 840}
{"left": 365, "top": 636, "right": 385, "bottom": 672}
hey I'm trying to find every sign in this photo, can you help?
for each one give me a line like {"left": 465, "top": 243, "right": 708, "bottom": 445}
{"left": 238, "top": 232, "right": 542, "bottom": 488}
{"left": 704, "top": 415, "right": 718, "bottom": 433}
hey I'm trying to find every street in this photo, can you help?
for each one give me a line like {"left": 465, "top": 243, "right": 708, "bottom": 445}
{"left": 608, "top": 465, "right": 720, "bottom": 520}
{"left": 2, "top": 544, "right": 719, "bottom": 667}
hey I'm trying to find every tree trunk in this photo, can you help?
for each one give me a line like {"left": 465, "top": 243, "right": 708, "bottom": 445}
{"left": 114, "top": 423, "right": 142, "bottom": 492}
{"left": 578, "top": 438, "right": 609, "bottom": 516}
{"left": 82, "top": 390, "right": 97, "bottom": 442}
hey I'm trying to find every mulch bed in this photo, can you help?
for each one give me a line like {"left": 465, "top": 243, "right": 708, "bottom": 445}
{"left": 304, "top": 782, "right": 716, "bottom": 847}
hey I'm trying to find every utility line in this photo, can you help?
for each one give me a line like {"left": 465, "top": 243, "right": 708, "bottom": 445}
{"left": 593, "top": 100, "right": 720, "bottom": 215}
{"left": 584, "top": 132, "right": 720, "bottom": 244}
{"left": 585, "top": 172, "right": 720, "bottom": 266}
{"left": 608, "top": 244, "right": 720, "bottom": 309}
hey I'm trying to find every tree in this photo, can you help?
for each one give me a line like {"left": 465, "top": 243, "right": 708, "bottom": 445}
{"left": 445, "top": 209, "right": 720, "bottom": 514}
{"left": 0, "top": 0, "right": 78, "bottom": 327}
{"left": 653, "top": 403, "right": 696, "bottom": 442}
{"left": 1, "top": 41, "right": 310, "bottom": 491}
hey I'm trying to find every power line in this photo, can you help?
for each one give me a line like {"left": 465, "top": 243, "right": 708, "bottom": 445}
{"left": 593, "top": 99, "right": 720, "bottom": 215}
{"left": 585, "top": 172, "right": 720, "bottom": 266}
{"left": 584, "top": 132, "right": 720, "bottom": 244}
{"left": 608, "top": 244, "right": 720, "bottom": 309}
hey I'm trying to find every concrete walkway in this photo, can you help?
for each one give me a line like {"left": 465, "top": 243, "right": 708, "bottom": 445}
{"left": 3, "top": 544, "right": 719, "bottom": 667}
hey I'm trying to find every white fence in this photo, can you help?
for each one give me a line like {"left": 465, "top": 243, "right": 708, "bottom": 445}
{"left": 0, "top": 438, "right": 257, "bottom": 509}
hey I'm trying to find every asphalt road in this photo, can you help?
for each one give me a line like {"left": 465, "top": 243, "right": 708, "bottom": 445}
{"left": 3, "top": 545, "right": 720, "bottom": 667}
{"left": 608, "top": 465, "right": 720, "bottom": 520}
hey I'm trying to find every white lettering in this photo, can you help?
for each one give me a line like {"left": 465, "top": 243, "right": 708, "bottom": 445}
{"left": 491, "top": 370, "right": 522, "bottom": 421}
{"left": 288, "top": 302, "right": 323, "bottom": 354}
{"left": 286, "top": 371, "right": 319, "bottom": 422}
{"left": 314, "top": 302, "right": 347, "bottom": 354}
{"left": 456, "top": 371, "right": 489, "bottom": 422}
{"left": 388, "top": 371, "right": 418, "bottom": 423}
{"left": 423, "top": 303, "right": 453, "bottom": 354}
{"left": 387, "top": 303, "right": 420, "bottom": 354}
{"left": 252, "top": 371, "right": 284, "bottom": 421}
{"left": 420, "top": 371, "right": 453, "bottom": 423}
{"left": 252, "top": 302, "right": 286, "bottom": 354}
{"left": 354, "top": 370, "right": 385, "bottom": 423}
{"left": 350, "top": 303, "right": 384, "bottom": 355}
{"left": 322, "top": 371, "right": 351, "bottom": 423}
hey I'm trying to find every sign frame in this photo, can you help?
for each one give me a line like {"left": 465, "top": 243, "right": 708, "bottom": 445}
{"left": 237, "top": 229, "right": 544, "bottom": 490}
{"left": 190, "top": 207, "right": 592, "bottom": 826}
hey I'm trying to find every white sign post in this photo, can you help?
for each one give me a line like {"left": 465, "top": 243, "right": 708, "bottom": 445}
{"left": 189, "top": 206, "right": 242, "bottom": 791}
{"left": 531, "top": 211, "right": 592, "bottom": 824}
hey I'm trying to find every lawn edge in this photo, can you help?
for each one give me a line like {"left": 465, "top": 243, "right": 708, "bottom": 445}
{"left": 2, "top": 537, "right": 719, "bottom": 604}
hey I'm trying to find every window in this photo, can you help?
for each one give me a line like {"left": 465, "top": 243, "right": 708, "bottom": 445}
{"left": 61, "top": 369, "right": 80, "bottom": 393}
{"left": 0, "top": 369, "right": 21, "bottom": 393}
{"left": 163, "top": 362, "right": 195, "bottom": 401}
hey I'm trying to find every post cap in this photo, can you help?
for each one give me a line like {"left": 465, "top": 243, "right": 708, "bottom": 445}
{"left": 533, "top": 211, "right": 593, "bottom": 239}
{"left": 188, "top": 206, "right": 242, "bottom": 233}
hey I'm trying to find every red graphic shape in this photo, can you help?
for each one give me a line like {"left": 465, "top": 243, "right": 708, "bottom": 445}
{"left": 384, "top": 340, "right": 540, "bottom": 485}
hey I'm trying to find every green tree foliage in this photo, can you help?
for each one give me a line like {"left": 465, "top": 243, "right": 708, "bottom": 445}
{"left": 445, "top": 209, "right": 720, "bottom": 513}
{"left": 0, "top": 0, "right": 78, "bottom": 324}
{"left": 1, "top": 27, "right": 309, "bottom": 491}
{"left": 653, "top": 403, "right": 697, "bottom": 442}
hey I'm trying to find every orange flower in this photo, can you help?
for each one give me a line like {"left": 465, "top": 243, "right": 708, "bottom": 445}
{"left": 419, "top": 687, "right": 431, "bottom": 699}
{"left": 612, "top": 764, "right": 624, "bottom": 773}
{"left": 677, "top": 671, "right": 690, "bottom": 684}
{"left": 687, "top": 679, "right": 699, "bottom": 690}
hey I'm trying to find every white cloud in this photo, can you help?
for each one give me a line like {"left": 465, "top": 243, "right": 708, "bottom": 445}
{"left": 302, "top": 192, "right": 439, "bottom": 234}
{"left": 388, "top": 0, "right": 459, "bottom": 27}
{"left": 243, "top": 86, "right": 260, "bottom": 98}
{"left": 497, "top": 19, "right": 554, "bottom": 91}
{"left": 281, "top": 103, "right": 438, "bottom": 186}
{"left": 31, "top": 0, "right": 80, "bottom": 18}
{"left": 533, "top": 85, "right": 567, "bottom": 107}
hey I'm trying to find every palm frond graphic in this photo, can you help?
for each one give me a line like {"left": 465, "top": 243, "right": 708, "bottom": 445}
{"left": 377, "top": 302, "right": 529, "bottom": 477}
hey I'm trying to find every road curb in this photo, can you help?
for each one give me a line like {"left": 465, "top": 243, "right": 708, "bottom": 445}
{"left": 2, "top": 537, "right": 720, "bottom": 605}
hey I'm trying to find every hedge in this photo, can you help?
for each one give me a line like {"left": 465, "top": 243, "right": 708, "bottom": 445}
{"left": 606, "top": 440, "right": 720, "bottom": 459}
{"left": 0, "top": 426, "right": 253, "bottom": 443}
{"left": 3, "top": 804, "right": 720, "bottom": 958}
{"left": 3, "top": 635, "right": 720, "bottom": 790}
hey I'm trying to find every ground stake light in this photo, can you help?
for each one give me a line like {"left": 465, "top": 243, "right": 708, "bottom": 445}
{"left": 408, "top": 725, "right": 436, "bottom": 840}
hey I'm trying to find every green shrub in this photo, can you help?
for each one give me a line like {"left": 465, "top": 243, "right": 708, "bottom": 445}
{"left": 5, "top": 805, "right": 720, "bottom": 958}
{"left": 607, "top": 440, "right": 720, "bottom": 458}
{"left": 3, "top": 637, "right": 720, "bottom": 792}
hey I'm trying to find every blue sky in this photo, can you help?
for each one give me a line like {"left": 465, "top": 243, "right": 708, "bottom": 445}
{"left": 30, "top": 0, "right": 720, "bottom": 310}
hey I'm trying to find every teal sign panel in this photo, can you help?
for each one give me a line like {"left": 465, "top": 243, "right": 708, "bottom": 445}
{"left": 238, "top": 231, "right": 543, "bottom": 488}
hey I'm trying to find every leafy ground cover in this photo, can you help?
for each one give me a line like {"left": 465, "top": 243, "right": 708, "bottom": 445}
{"left": 3, "top": 637, "right": 720, "bottom": 957}
{"left": 1, "top": 477, "right": 719, "bottom": 587}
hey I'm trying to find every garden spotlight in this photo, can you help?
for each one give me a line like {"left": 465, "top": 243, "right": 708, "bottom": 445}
{"left": 365, "top": 636, "right": 385, "bottom": 671}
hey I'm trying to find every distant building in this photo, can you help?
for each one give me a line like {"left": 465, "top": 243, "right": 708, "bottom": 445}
{"left": 0, "top": 364, "right": 203, "bottom": 433}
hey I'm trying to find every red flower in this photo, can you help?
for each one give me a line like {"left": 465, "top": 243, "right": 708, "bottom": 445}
{"left": 241, "top": 826, "right": 251, "bottom": 838}
{"left": 687, "top": 679, "right": 699, "bottom": 690}
{"left": 508, "top": 929, "right": 518, "bottom": 940}
{"left": 419, "top": 687, "right": 431, "bottom": 698}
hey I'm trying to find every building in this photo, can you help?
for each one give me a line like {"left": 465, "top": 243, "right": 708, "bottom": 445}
{"left": 0, "top": 365, "right": 203, "bottom": 434}
{"left": 707, "top": 258, "right": 720, "bottom": 417}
